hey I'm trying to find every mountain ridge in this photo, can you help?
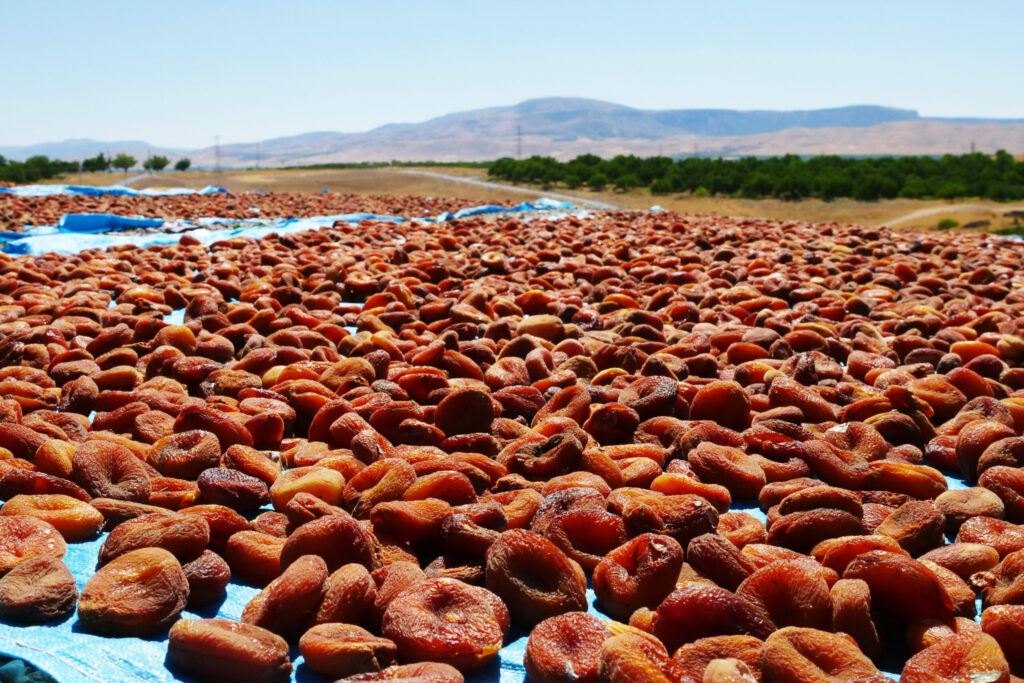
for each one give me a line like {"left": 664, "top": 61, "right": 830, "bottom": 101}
{"left": 4, "top": 98, "right": 1024, "bottom": 166}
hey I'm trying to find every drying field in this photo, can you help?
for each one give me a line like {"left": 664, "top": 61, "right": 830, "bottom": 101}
{"left": 1, "top": 192, "right": 1024, "bottom": 682}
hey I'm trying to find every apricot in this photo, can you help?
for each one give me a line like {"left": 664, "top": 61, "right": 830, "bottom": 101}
{"left": 242, "top": 554, "right": 328, "bottom": 641}
{"left": 524, "top": 612, "right": 612, "bottom": 683}
{"left": 485, "top": 529, "right": 587, "bottom": 626}
{"left": 736, "top": 559, "right": 832, "bottom": 630}
{"left": 0, "top": 515, "right": 66, "bottom": 575}
{"left": 99, "top": 512, "right": 209, "bottom": 564}
{"left": 875, "top": 500, "right": 946, "bottom": 556}
{"left": 282, "top": 513, "right": 376, "bottom": 571}
{"left": 687, "top": 533, "right": 758, "bottom": 591}
{"left": 370, "top": 498, "right": 453, "bottom": 543}
{"left": 167, "top": 618, "right": 292, "bottom": 683}
{"left": 0, "top": 494, "right": 103, "bottom": 542}
{"left": 598, "top": 633, "right": 686, "bottom": 683}
{"left": 717, "top": 512, "right": 767, "bottom": 548}
{"left": 905, "top": 617, "right": 982, "bottom": 654}
{"left": 0, "top": 555, "right": 77, "bottom": 622}
{"left": 974, "top": 548, "right": 1024, "bottom": 606}
{"left": 381, "top": 577, "right": 510, "bottom": 672}
{"left": 78, "top": 547, "right": 188, "bottom": 636}
{"left": 760, "top": 627, "right": 887, "bottom": 682}
{"left": 653, "top": 584, "right": 776, "bottom": 652}
{"left": 935, "top": 487, "right": 1005, "bottom": 533}
{"left": 197, "top": 467, "right": 271, "bottom": 511}
{"left": 691, "top": 381, "right": 750, "bottom": 431}
{"left": 919, "top": 543, "right": 1000, "bottom": 581}
{"left": 980, "top": 604, "right": 1024, "bottom": 659}
{"left": 72, "top": 439, "right": 151, "bottom": 502}
{"left": 593, "top": 533, "right": 684, "bottom": 621}
{"left": 316, "top": 563, "right": 377, "bottom": 625}
{"left": 299, "top": 623, "right": 397, "bottom": 678}
{"left": 672, "top": 635, "right": 764, "bottom": 682}
{"left": 151, "top": 430, "right": 222, "bottom": 479}
{"left": 182, "top": 550, "right": 231, "bottom": 609}
{"left": 979, "top": 465, "right": 1024, "bottom": 522}
{"left": 843, "top": 550, "right": 954, "bottom": 622}
{"left": 543, "top": 508, "right": 627, "bottom": 571}
{"left": 829, "top": 578, "right": 880, "bottom": 659}
{"left": 270, "top": 465, "right": 346, "bottom": 511}
{"left": 224, "top": 530, "right": 285, "bottom": 586}
{"left": 900, "top": 632, "right": 1009, "bottom": 683}
{"left": 179, "top": 504, "right": 249, "bottom": 553}
{"left": 689, "top": 442, "right": 766, "bottom": 500}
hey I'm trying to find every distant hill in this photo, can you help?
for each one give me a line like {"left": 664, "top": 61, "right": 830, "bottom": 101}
{"left": 4, "top": 99, "right": 1024, "bottom": 167}
{"left": 0, "top": 138, "right": 185, "bottom": 163}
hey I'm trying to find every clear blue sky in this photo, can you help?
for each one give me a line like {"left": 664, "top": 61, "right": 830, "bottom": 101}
{"left": 2, "top": 0, "right": 1021, "bottom": 148}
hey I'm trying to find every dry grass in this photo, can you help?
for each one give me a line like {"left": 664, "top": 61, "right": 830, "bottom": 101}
{"left": 49, "top": 167, "right": 1024, "bottom": 233}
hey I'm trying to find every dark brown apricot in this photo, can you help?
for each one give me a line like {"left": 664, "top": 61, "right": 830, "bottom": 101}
{"left": 766, "top": 509, "right": 864, "bottom": 554}
{"left": 197, "top": 467, "right": 271, "bottom": 511}
{"left": 485, "top": 529, "right": 587, "bottom": 626}
{"left": 0, "top": 555, "right": 77, "bottom": 622}
{"left": 167, "top": 618, "right": 292, "bottom": 683}
{"left": 78, "top": 547, "right": 188, "bottom": 636}
{"left": 242, "top": 553, "right": 328, "bottom": 641}
{"left": 381, "top": 577, "right": 510, "bottom": 673}
{"left": 524, "top": 611, "right": 612, "bottom": 683}
{"left": 182, "top": 549, "right": 231, "bottom": 608}
{"left": 593, "top": 533, "right": 684, "bottom": 621}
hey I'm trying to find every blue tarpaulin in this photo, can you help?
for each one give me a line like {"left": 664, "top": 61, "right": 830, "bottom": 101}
{"left": 0, "top": 185, "right": 228, "bottom": 197}
{"left": 0, "top": 199, "right": 587, "bottom": 256}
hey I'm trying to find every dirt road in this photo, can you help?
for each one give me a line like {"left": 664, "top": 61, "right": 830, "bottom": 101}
{"left": 400, "top": 170, "right": 623, "bottom": 210}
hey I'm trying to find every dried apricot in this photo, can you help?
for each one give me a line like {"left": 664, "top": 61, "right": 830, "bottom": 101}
{"left": 167, "top": 618, "right": 292, "bottom": 683}
{"left": 524, "top": 612, "right": 611, "bottom": 683}
{"left": 72, "top": 439, "right": 151, "bottom": 502}
{"left": 485, "top": 529, "right": 587, "bottom": 626}
{"left": 0, "top": 515, "right": 66, "bottom": 575}
{"left": 653, "top": 584, "right": 776, "bottom": 652}
{"left": 242, "top": 554, "right": 328, "bottom": 640}
{"left": 593, "top": 533, "right": 684, "bottom": 621}
{"left": 182, "top": 550, "right": 231, "bottom": 609}
{"left": 381, "top": 577, "right": 510, "bottom": 672}
{"left": 78, "top": 547, "right": 188, "bottom": 636}
{"left": 598, "top": 633, "right": 686, "bottom": 683}
{"left": 672, "top": 635, "right": 763, "bottom": 682}
{"left": 0, "top": 494, "right": 103, "bottom": 541}
{"left": 300, "top": 623, "right": 397, "bottom": 678}
{"left": 900, "top": 632, "right": 1009, "bottom": 683}
{"left": 0, "top": 555, "right": 77, "bottom": 622}
{"left": 316, "top": 563, "right": 377, "bottom": 625}
{"left": 760, "top": 627, "right": 887, "bottom": 682}
{"left": 99, "top": 512, "right": 209, "bottom": 564}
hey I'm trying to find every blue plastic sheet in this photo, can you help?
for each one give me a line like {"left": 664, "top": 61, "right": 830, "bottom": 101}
{"left": 0, "top": 185, "right": 227, "bottom": 198}
{"left": 1, "top": 199, "right": 583, "bottom": 256}
{"left": 58, "top": 214, "right": 166, "bottom": 234}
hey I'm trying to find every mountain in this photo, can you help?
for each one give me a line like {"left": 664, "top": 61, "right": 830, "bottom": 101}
{"left": 5, "top": 99, "right": 1024, "bottom": 166}
{"left": 0, "top": 139, "right": 186, "bottom": 163}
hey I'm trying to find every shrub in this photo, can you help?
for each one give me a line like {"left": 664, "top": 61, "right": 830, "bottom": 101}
{"left": 937, "top": 218, "right": 959, "bottom": 230}
{"left": 588, "top": 172, "right": 609, "bottom": 191}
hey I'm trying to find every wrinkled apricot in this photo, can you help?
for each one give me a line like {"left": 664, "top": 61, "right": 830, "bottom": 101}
{"left": 300, "top": 623, "right": 398, "bottom": 678}
{"left": 524, "top": 611, "right": 611, "bottom": 683}
{"left": 242, "top": 553, "right": 328, "bottom": 640}
{"left": 653, "top": 583, "right": 776, "bottom": 652}
{"left": 900, "top": 632, "right": 1009, "bottom": 683}
{"left": 593, "top": 533, "right": 684, "bottom": 621}
{"left": 99, "top": 512, "right": 209, "bottom": 564}
{"left": 760, "top": 627, "right": 886, "bottom": 682}
{"left": 381, "top": 577, "right": 510, "bottom": 672}
{"left": 0, "top": 494, "right": 103, "bottom": 542}
{"left": 0, "top": 555, "right": 77, "bottom": 622}
{"left": 72, "top": 439, "right": 151, "bottom": 502}
{"left": 78, "top": 547, "right": 188, "bottom": 636}
{"left": 167, "top": 618, "right": 292, "bottom": 683}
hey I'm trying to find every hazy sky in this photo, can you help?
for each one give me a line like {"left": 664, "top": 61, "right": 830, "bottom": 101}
{"left": 2, "top": 0, "right": 1021, "bottom": 148}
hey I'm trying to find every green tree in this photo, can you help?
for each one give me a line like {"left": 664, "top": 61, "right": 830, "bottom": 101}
{"left": 588, "top": 172, "right": 609, "bottom": 191}
{"left": 649, "top": 178, "right": 673, "bottom": 195}
{"left": 614, "top": 173, "right": 642, "bottom": 192}
{"left": 81, "top": 153, "right": 111, "bottom": 173}
{"left": 563, "top": 174, "right": 581, "bottom": 189}
{"left": 143, "top": 155, "right": 170, "bottom": 173}
{"left": 175, "top": 158, "right": 192, "bottom": 172}
{"left": 112, "top": 153, "right": 137, "bottom": 178}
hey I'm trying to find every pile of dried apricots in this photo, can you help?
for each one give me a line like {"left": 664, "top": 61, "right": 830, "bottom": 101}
{"left": 0, "top": 199, "right": 1023, "bottom": 682}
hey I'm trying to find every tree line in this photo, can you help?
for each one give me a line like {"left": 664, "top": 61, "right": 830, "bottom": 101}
{"left": 487, "top": 152, "right": 1024, "bottom": 201}
{"left": 0, "top": 153, "right": 192, "bottom": 183}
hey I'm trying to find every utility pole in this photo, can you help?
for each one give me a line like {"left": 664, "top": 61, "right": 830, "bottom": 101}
{"left": 215, "top": 135, "right": 222, "bottom": 179}
{"left": 517, "top": 125, "right": 522, "bottom": 159}
{"left": 971, "top": 141, "right": 976, "bottom": 154}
